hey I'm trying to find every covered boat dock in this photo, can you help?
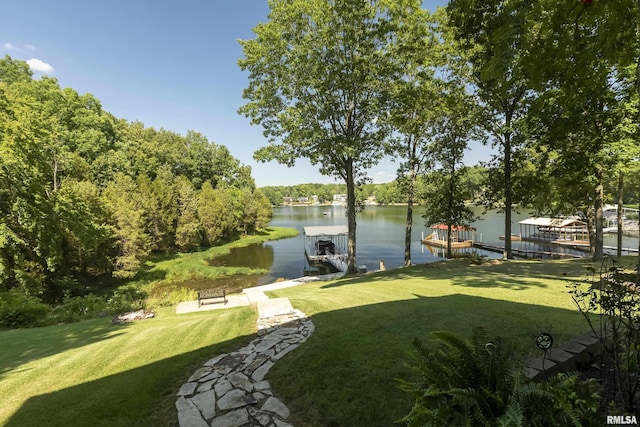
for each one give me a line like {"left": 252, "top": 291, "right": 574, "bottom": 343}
{"left": 518, "top": 217, "right": 589, "bottom": 245}
{"left": 303, "top": 225, "right": 348, "bottom": 272}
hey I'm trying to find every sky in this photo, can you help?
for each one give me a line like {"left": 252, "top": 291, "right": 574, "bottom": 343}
{"left": 1, "top": 0, "right": 494, "bottom": 187}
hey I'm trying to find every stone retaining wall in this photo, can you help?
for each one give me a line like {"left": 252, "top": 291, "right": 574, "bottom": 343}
{"left": 526, "top": 331, "right": 602, "bottom": 381}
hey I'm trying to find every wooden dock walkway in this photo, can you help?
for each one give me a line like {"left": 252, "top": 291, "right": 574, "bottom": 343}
{"left": 472, "top": 243, "right": 584, "bottom": 259}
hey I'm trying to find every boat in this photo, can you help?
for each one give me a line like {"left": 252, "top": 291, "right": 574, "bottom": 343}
{"left": 422, "top": 224, "right": 476, "bottom": 249}
{"left": 322, "top": 210, "right": 331, "bottom": 216}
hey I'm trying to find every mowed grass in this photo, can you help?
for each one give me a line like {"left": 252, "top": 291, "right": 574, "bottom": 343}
{"left": 0, "top": 306, "right": 257, "bottom": 427}
{"left": 2, "top": 255, "right": 634, "bottom": 426}
{"left": 265, "top": 257, "right": 622, "bottom": 427}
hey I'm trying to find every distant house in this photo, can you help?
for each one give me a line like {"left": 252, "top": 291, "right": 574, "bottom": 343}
{"left": 298, "top": 197, "right": 309, "bottom": 203}
{"left": 332, "top": 194, "right": 347, "bottom": 206}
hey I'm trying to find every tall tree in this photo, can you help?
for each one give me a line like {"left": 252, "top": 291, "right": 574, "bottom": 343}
{"left": 447, "top": 0, "right": 534, "bottom": 260}
{"left": 526, "top": 0, "right": 638, "bottom": 260}
{"left": 239, "top": 0, "right": 419, "bottom": 273}
{"left": 388, "top": 7, "right": 439, "bottom": 266}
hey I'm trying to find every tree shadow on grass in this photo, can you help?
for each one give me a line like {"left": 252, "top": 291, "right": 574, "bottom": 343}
{"left": 3, "top": 329, "right": 256, "bottom": 427}
{"left": 0, "top": 319, "right": 130, "bottom": 380}
{"left": 321, "top": 258, "right": 595, "bottom": 291}
{"left": 270, "top": 294, "right": 588, "bottom": 427}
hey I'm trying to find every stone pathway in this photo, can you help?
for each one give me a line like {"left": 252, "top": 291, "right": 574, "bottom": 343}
{"left": 175, "top": 275, "right": 340, "bottom": 427}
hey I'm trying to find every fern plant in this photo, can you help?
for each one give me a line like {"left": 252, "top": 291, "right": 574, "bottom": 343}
{"left": 397, "top": 327, "right": 601, "bottom": 426}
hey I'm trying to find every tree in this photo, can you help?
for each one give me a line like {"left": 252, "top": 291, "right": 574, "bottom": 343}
{"left": 388, "top": 7, "right": 440, "bottom": 266}
{"left": 239, "top": 0, "right": 420, "bottom": 273}
{"left": 102, "top": 174, "right": 151, "bottom": 279}
{"left": 175, "top": 176, "right": 201, "bottom": 252}
{"left": 525, "top": 0, "right": 637, "bottom": 260}
{"left": 446, "top": 0, "right": 535, "bottom": 260}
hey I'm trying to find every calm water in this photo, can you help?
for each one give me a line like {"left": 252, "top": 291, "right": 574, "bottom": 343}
{"left": 222, "top": 205, "right": 639, "bottom": 282}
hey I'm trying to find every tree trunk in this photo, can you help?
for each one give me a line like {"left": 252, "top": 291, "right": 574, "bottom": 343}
{"left": 404, "top": 163, "right": 416, "bottom": 267}
{"left": 503, "top": 132, "right": 513, "bottom": 260}
{"left": 345, "top": 158, "right": 358, "bottom": 274}
{"left": 617, "top": 171, "right": 624, "bottom": 259}
{"left": 594, "top": 167, "right": 605, "bottom": 260}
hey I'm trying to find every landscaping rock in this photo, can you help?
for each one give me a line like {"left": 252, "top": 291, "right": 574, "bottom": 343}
{"left": 176, "top": 298, "right": 312, "bottom": 426}
{"left": 210, "top": 408, "right": 249, "bottom": 427}
{"left": 261, "top": 396, "right": 291, "bottom": 419}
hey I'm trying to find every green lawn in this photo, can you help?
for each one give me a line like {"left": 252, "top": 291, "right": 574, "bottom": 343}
{"left": 265, "top": 258, "right": 608, "bottom": 427}
{"left": 0, "top": 306, "right": 256, "bottom": 427}
{"left": 1, "top": 256, "right": 628, "bottom": 427}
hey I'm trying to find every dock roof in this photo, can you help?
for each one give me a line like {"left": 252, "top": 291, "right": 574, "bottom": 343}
{"left": 303, "top": 225, "right": 348, "bottom": 237}
{"left": 519, "top": 217, "right": 586, "bottom": 228}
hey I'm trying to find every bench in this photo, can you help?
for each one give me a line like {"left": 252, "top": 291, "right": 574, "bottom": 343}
{"left": 197, "top": 288, "right": 227, "bottom": 307}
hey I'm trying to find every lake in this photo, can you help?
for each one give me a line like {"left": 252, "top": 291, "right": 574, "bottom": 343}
{"left": 230, "top": 205, "right": 637, "bottom": 282}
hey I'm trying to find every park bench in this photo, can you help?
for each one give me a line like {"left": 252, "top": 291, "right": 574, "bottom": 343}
{"left": 197, "top": 288, "right": 227, "bottom": 308}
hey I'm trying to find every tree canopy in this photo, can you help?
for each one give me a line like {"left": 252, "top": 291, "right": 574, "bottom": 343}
{"left": 239, "top": 0, "right": 424, "bottom": 273}
{"left": 0, "top": 56, "right": 270, "bottom": 301}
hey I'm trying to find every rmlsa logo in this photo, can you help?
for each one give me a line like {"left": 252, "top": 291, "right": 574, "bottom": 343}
{"left": 607, "top": 415, "right": 638, "bottom": 425}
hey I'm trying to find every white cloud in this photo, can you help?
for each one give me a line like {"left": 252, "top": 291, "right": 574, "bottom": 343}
{"left": 3, "top": 42, "right": 18, "bottom": 50}
{"left": 24, "top": 44, "right": 35, "bottom": 51}
{"left": 26, "top": 58, "right": 54, "bottom": 74}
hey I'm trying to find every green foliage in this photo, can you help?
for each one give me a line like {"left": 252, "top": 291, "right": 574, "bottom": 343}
{"left": 398, "top": 328, "right": 601, "bottom": 426}
{"left": 50, "top": 292, "right": 107, "bottom": 324}
{"left": 0, "top": 290, "right": 50, "bottom": 329}
{"left": 105, "top": 286, "right": 146, "bottom": 314}
{"left": 568, "top": 259, "right": 640, "bottom": 413}
{"left": 145, "top": 286, "right": 198, "bottom": 309}
{"left": 0, "top": 55, "right": 270, "bottom": 301}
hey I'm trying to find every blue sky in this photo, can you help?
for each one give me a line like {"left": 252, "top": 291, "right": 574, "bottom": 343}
{"left": 1, "top": 0, "right": 493, "bottom": 187}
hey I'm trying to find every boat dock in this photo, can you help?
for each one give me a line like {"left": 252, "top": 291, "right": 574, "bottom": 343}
{"left": 303, "top": 225, "right": 349, "bottom": 273}
{"left": 472, "top": 243, "right": 584, "bottom": 259}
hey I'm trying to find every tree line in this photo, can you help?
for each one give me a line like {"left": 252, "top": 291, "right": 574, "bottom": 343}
{"left": 239, "top": 0, "right": 639, "bottom": 271}
{"left": 0, "top": 56, "right": 271, "bottom": 302}
{"left": 260, "top": 166, "right": 487, "bottom": 206}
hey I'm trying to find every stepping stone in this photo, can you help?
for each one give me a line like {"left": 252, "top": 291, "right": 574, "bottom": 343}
{"left": 190, "top": 389, "right": 216, "bottom": 421}
{"left": 210, "top": 408, "right": 249, "bottom": 427}
{"left": 228, "top": 372, "right": 253, "bottom": 393}
{"left": 257, "top": 298, "right": 294, "bottom": 318}
{"left": 251, "top": 360, "right": 275, "bottom": 381}
{"left": 261, "top": 396, "right": 290, "bottom": 419}
{"left": 175, "top": 397, "right": 208, "bottom": 427}
{"left": 177, "top": 382, "right": 198, "bottom": 397}
{"left": 217, "top": 389, "right": 257, "bottom": 411}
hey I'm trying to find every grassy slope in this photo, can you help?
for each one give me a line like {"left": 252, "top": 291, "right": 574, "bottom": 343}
{"left": 2, "top": 256, "right": 630, "bottom": 426}
{"left": 0, "top": 306, "right": 256, "bottom": 427}
{"left": 266, "top": 258, "right": 608, "bottom": 427}
{"left": 131, "top": 226, "right": 298, "bottom": 295}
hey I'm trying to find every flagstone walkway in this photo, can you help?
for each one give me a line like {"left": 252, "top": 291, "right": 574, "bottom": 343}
{"left": 175, "top": 273, "right": 344, "bottom": 427}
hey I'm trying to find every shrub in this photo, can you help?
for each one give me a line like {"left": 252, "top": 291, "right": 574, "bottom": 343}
{"left": 105, "top": 286, "right": 147, "bottom": 314}
{"left": 50, "top": 292, "right": 107, "bottom": 323}
{"left": 568, "top": 258, "right": 640, "bottom": 413}
{"left": 397, "top": 327, "right": 601, "bottom": 426}
{"left": 0, "top": 290, "right": 51, "bottom": 329}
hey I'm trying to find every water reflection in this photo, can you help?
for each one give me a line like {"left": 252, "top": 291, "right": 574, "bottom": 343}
{"left": 208, "top": 244, "right": 274, "bottom": 269}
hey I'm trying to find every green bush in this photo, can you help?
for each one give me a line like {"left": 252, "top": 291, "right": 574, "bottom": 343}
{"left": 105, "top": 286, "right": 147, "bottom": 314}
{"left": 50, "top": 292, "right": 107, "bottom": 323}
{"left": 0, "top": 290, "right": 51, "bottom": 329}
{"left": 397, "top": 328, "right": 601, "bottom": 426}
